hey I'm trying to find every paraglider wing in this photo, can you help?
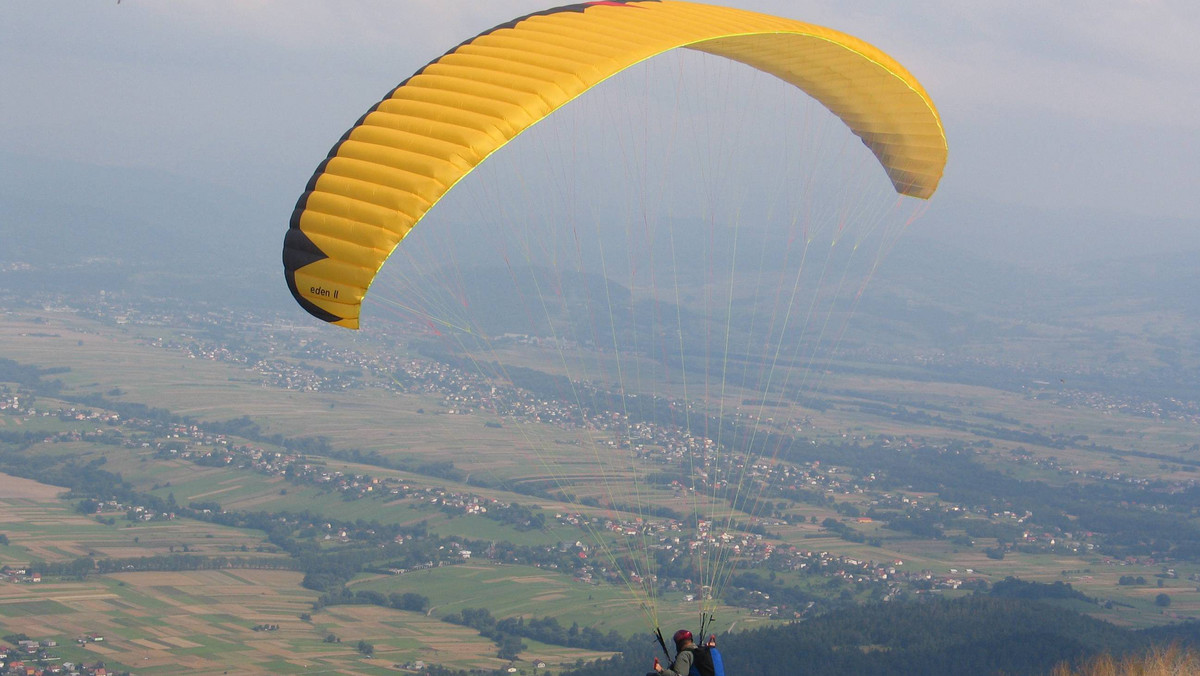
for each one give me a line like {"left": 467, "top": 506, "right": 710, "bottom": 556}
{"left": 283, "top": 0, "right": 947, "bottom": 329}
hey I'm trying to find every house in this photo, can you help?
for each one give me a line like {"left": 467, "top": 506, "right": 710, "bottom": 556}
{"left": 533, "top": 659, "right": 548, "bottom": 669}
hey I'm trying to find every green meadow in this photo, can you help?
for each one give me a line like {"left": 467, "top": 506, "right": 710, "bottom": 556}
{"left": 348, "top": 561, "right": 776, "bottom": 638}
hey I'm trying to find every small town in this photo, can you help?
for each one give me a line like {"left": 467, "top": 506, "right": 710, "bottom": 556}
{"left": 0, "top": 639, "right": 111, "bottom": 676}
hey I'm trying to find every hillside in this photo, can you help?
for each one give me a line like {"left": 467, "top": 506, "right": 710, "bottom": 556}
{"left": 561, "top": 597, "right": 1200, "bottom": 676}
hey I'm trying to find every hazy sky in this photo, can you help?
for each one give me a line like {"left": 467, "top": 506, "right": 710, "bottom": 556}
{"left": 3, "top": 1, "right": 1198, "bottom": 264}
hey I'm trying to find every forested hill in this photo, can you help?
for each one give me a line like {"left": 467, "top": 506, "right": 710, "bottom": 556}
{"left": 560, "top": 597, "right": 1200, "bottom": 676}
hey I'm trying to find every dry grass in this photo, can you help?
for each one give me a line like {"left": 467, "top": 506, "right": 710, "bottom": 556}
{"left": 1052, "top": 644, "right": 1200, "bottom": 676}
{"left": 0, "top": 473, "right": 66, "bottom": 499}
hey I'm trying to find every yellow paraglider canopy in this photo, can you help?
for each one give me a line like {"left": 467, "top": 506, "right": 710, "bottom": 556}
{"left": 283, "top": 0, "right": 947, "bottom": 329}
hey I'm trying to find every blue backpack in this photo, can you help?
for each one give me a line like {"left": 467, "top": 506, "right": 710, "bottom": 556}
{"left": 687, "top": 646, "right": 725, "bottom": 676}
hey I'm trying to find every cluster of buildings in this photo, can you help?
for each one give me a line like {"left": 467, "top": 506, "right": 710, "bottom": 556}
{"left": 1, "top": 568, "right": 41, "bottom": 584}
{"left": 0, "top": 391, "right": 20, "bottom": 412}
{"left": 1044, "top": 388, "right": 1200, "bottom": 425}
{"left": 85, "top": 499, "right": 176, "bottom": 523}
{"left": 0, "top": 399, "right": 123, "bottom": 439}
{"left": 0, "top": 641, "right": 108, "bottom": 676}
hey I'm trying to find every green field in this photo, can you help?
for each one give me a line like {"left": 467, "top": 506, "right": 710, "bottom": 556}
{"left": 349, "top": 561, "right": 776, "bottom": 637}
{"left": 0, "top": 477, "right": 615, "bottom": 674}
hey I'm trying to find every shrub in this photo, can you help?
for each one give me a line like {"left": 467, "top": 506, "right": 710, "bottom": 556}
{"left": 1051, "top": 644, "right": 1198, "bottom": 676}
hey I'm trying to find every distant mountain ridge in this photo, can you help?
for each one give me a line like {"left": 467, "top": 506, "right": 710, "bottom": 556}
{"left": 3, "top": 152, "right": 1197, "bottom": 354}
{"left": 0, "top": 152, "right": 284, "bottom": 308}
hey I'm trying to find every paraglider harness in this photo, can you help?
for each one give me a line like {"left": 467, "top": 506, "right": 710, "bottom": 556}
{"left": 679, "top": 644, "right": 723, "bottom": 676}
{"left": 653, "top": 626, "right": 725, "bottom": 676}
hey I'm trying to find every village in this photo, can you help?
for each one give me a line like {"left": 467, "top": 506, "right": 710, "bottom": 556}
{"left": 1, "top": 379, "right": 1120, "bottom": 619}
{"left": 0, "top": 638, "right": 111, "bottom": 676}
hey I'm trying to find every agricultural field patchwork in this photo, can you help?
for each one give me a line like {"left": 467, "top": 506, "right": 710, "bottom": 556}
{"left": 3, "top": 301, "right": 1200, "bottom": 673}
